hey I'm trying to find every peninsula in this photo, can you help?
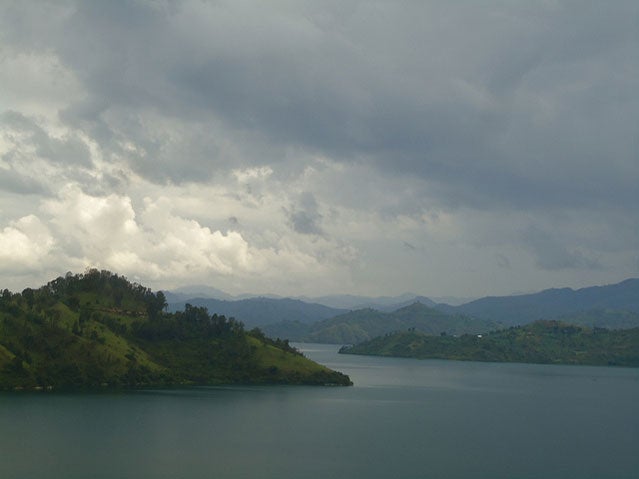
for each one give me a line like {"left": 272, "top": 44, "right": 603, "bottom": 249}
{"left": 340, "top": 320, "right": 639, "bottom": 367}
{"left": 0, "top": 270, "right": 352, "bottom": 390}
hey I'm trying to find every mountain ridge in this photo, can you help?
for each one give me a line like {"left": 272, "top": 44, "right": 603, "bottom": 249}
{"left": 167, "top": 296, "right": 347, "bottom": 328}
{"left": 262, "top": 301, "right": 501, "bottom": 344}
{"left": 436, "top": 278, "right": 639, "bottom": 325}
{"left": 168, "top": 278, "right": 639, "bottom": 343}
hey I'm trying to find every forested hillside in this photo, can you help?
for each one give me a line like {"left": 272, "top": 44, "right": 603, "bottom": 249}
{"left": 0, "top": 270, "right": 351, "bottom": 390}
{"left": 341, "top": 320, "right": 639, "bottom": 367}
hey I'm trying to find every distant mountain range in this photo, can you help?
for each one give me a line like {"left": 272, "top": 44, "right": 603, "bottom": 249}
{"left": 262, "top": 302, "right": 501, "bottom": 344}
{"left": 167, "top": 278, "right": 639, "bottom": 343}
{"left": 295, "top": 293, "right": 438, "bottom": 311}
{"left": 435, "top": 278, "right": 639, "bottom": 326}
{"left": 166, "top": 297, "right": 347, "bottom": 328}
{"left": 166, "top": 289, "right": 444, "bottom": 311}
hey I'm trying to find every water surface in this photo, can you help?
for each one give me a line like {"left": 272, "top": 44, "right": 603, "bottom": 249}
{"left": 1, "top": 344, "right": 637, "bottom": 478}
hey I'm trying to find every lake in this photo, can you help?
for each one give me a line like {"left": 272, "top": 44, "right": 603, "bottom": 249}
{"left": 1, "top": 343, "right": 638, "bottom": 478}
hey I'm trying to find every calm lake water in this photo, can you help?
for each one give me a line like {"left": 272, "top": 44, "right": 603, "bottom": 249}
{"left": 1, "top": 344, "right": 638, "bottom": 479}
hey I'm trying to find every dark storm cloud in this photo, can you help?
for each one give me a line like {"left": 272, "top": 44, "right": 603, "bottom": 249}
{"left": 160, "top": 1, "right": 636, "bottom": 214}
{"left": 286, "top": 192, "right": 324, "bottom": 235}
{"left": 3, "top": 0, "right": 636, "bottom": 214}
{"left": 1, "top": 111, "right": 91, "bottom": 168}
{"left": 523, "top": 226, "right": 602, "bottom": 271}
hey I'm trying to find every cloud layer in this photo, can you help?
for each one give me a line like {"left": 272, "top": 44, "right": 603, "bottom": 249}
{"left": 0, "top": 0, "right": 637, "bottom": 296}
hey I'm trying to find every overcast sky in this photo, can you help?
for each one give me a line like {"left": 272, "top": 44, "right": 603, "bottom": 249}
{"left": 1, "top": 0, "right": 637, "bottom": 298}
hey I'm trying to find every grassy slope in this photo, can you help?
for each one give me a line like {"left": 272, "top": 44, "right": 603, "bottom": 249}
{"left": 0, "top": 309, "right": 164, "bottom": 389}
{"left": 249, "top": 337, "right": 350, "bottom": 385}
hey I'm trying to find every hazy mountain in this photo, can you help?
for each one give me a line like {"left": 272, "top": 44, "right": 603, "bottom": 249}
{"left": 299, "top": 293, "right": 434, "bottom": 311}
{"left": 436, "top": 278, "right": 639, "bottom": 326}
{"left": 167, "top": 278, "right": 639, "bottom": 336}
{"left": 264, "top": 302, "right": 501, "bottom": 344}
{"left": 167, "top": 284, "right": 236, "bottom": 301}
{"left": 167, "top": 297, "right": 346, "bottom": 329}
{"left": 166, "top": 287, "right": 456, "bottom": 312}
{"left": 378, "top": 296, "right": 438, "bottom": 312}
{"left": 260, "top": 320, "right": 312, "bottom": 342}
{"left": 428, "top": 296, "right": 477, "bottom": 307}
{"left": 165, "top": 286, "right": 283, "bottom": 303}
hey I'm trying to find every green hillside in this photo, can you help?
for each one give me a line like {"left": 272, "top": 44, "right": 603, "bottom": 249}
{"left": 341, "top": 320, "right": 639, "bottom": 367}
{"left": 0, "top": 270, "right": 351, "bottom": 390}
{"left": 271, "top": 302, "right": 501, "bottom": 344}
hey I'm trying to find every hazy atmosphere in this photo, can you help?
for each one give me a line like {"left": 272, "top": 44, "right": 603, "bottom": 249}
{"left": 1, "top": 0, "right": 637, "bottom": 298}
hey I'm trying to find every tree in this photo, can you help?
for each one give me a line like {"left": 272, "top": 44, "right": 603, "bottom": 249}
{"left": 22, "top": 288, "right": 35, "bottom": 310}
{"left": 146, "top": 291, "right": 167, "bottom": 321}
{"left": 156, "top": 291, "right": 167, "bottom": 312}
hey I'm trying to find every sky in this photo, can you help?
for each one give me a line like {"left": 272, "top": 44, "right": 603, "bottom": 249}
{"left": 0, "top": 0, "right": 637, "bottom": 299}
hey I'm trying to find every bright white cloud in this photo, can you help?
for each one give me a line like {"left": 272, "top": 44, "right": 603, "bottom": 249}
{"left": 0, "top": 215, "right": 55, "bottom": 272}
{"left": 0, "top": 181, "right": 361, "bottom": 294}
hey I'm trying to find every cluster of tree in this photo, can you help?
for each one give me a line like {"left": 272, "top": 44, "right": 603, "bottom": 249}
{"left": 44, "top": 269, "right": 154, "bottom": 302}
{"left": 2, "top": 269, "right": 168, "bottom": 319}
{"left": 133, "top": 304, "right": 243, "bottom": 341}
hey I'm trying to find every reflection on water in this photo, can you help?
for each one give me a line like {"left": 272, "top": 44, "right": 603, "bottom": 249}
{"left": 1, "top": 343, "right": 638, "bottom": 479}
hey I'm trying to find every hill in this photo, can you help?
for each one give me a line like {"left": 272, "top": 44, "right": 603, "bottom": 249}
{"left": 341, "top": 320, "right": 639, "bottom": 367}
{"left": 0, "top": 270, "right": 351, "bottom": 390}
{"left": 167, "top": 297, "right": 346, "bottom": 328}
{"left": 436, "top": 278, "right": 639, "bottom": 326}
{"left": 263, "top": 302, "right": 501, "bottom": 344}
{"left": 297, "top": 293, "right": 438, "bottom": 311}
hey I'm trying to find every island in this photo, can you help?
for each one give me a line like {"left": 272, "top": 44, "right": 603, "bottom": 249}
{"left": 0, "top": 270, "right": 352, "bottom": 390}
{"left": 340, "top": 320, "right": 639, "bottom": 367}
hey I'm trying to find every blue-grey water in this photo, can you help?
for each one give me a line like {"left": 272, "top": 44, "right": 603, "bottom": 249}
{"left": 1, "top": 344, "right": 638, "bottom": 479}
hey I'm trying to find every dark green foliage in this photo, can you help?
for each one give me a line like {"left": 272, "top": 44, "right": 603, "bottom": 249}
{"left": 341, "top": 320, "right": 639, "bottom": 367}
{"left": 145, "top": 291, "right": 167, "bottom": 321}
{"left": 248, "top": 328, "right": 302, "bottom": 356}
{"left": 0, "top": 271, "right": 351, "bottom": 390}
{"left": 131, "top": 304, "right": 241, "bottom": 341}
